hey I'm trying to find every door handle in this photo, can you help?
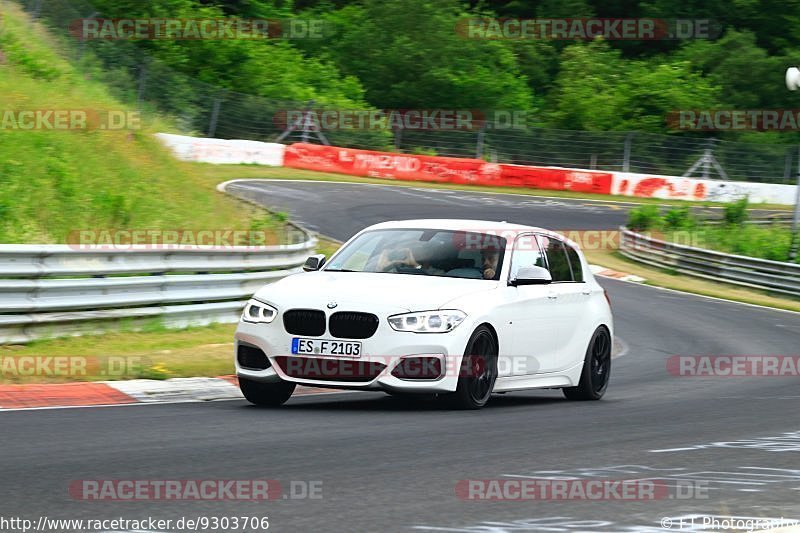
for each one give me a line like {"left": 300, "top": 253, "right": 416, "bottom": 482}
{"left": 547, "top": 292, "right": 558, "bottom": 300}
{"left": 582, "top": 289, "right": 592, "bottom": 295}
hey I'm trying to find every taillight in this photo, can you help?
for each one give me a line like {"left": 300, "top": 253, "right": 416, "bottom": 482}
{"left": 603, "top": 288, "right": 611, "bottom": 308}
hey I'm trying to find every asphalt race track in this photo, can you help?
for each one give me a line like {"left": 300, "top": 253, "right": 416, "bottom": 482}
{"left": 225, "top": 180, "right": 631, "bottom": 238}
{"left": 2, "top": 180, "right": 799, "bottom": 532}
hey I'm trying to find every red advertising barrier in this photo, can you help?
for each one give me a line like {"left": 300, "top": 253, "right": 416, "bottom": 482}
{"left": 499, "top": 163, "right": 613, "bottom": 194}
{"left": 284, "top": 143, "right": 613, "bottom": 194}
{"left": 284, "top": 143, "right": 500, "bottom": 184}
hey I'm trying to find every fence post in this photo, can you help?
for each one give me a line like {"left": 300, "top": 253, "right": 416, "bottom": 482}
{"left": 301, "top": 110, "right": 310, "bottom": 143}
{"left": 702, "top": 138, "right": 714, "bottom": 179}
{"left": 136, "top": 63, "right": 147, "bottom": 110}
{"left": 476, "top": 125, "right": 486, "bottom": 159}
{"left": 789, "top": 145, "right": 800, "bottom": 261}
{"left": 76, "top": 11, "right": 98, "bottom": 61}
{"left": 207, "top": 98, "right": 221, "bottom": 138}
{"left": 622, "top": 132, "right": 633, "bottom": 172}
{"left": 394, "top": 124, "right": 402, "bottom": 152}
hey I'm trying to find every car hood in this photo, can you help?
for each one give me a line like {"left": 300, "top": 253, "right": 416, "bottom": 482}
{"left": 252, "top": 271, "right": 497, "bottom": 314}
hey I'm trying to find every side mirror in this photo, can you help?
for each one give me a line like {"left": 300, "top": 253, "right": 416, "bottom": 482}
{"left": 303, "top": 254, "right": 327, "bottom": 272}
{"left": 509, "top": 266, "right": 552, "bottom": 286}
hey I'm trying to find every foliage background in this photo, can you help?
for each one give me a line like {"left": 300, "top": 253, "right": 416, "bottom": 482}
{"left": 75, "top": 0, "right": 800, "bottom": 143}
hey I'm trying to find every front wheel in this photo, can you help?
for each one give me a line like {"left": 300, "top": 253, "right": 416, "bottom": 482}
{"left": 447, "top": 325, "right": 498, "bottom": 410}
{"left": 239, "top": 378, "right": 296, "bottom": 406}
{"left": 563, "top": 326, "right": 611, "bottom": 401}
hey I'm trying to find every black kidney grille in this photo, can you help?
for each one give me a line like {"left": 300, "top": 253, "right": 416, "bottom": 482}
{"left": 283, "top": 309, "right": 326, "bottom": 336}
{"left": 329, "top": 312, "right": 379, "bottom": 339}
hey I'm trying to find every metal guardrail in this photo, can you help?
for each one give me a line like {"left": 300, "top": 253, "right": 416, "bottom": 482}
{"left": 0, "top": 231, "right": 317, "bottom": 344}
{"left": 619, "top": 227, "right": 800, "bottom": 297}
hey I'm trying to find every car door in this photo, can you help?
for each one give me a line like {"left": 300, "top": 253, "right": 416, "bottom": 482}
{"left": 538, "top": 234, "right": 588, "bottom": 372}
{"left": 504, "top": 233, "right": 563, "bottom": 376}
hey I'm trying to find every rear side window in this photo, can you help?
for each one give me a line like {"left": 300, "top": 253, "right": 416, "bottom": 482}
{"left": 539, "top": 235, "right": 573, "bottom": 282}
{"left": 564, "top": 244, "right": 584, "bottom": 282}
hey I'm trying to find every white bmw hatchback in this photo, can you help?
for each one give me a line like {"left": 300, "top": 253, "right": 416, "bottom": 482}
{"left": 234, "top": 219, "right": 612, "bottom": 409}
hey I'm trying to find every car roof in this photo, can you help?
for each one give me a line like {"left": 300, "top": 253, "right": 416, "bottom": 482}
{"left": 364, "top": 219, "right": 542, "bottom": 233}
{"left": 358, "top": 219, "right": 582, "bottom": 250}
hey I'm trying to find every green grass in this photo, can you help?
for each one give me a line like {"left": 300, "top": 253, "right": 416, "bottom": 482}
{"left": 316, "top": 235, "right": 343, "bottom": 257}
{"left": 686, "top": 225, "right": 796, "bottom": 263}
{"left": 0, "top": 323, "right": 236, "bottom": 384}
{"left": 0, "top": 2, "right": 281, "bottom": 243}
{"left": 627, "top": 203, "right": 799, "bottom": 264}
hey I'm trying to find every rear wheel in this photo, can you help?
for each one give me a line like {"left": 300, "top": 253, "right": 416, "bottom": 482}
{"left": 563, "top": 326, "right": 611, "bottom": 401}
{"left": 447, "top": 325, "right": 498, "bottom": 410}
{"left": 239, "top": 378, "right": 295, "bottom": 406}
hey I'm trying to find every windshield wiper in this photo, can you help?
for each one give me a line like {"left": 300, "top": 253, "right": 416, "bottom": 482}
{"left": 324, "top": 268, "right": 358, "bottom": 272}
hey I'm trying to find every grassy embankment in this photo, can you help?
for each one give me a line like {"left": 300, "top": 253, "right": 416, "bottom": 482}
{"left": 0, "top": 3, "right": 282, "bottom": 382}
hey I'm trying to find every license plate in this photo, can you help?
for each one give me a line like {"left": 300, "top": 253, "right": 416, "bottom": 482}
{"left": 291, "top": 338, "right": 362, "bottom": 357}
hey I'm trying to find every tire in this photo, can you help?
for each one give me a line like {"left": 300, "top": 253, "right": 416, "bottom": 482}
{"left": 446, "top": 325, "right": 498, "bottom": 410}
{"left": 563, "top": 326, "right": 611, "bottom": 401}
{"left": 239, "top": 377, "right": 296, "bottom": 406}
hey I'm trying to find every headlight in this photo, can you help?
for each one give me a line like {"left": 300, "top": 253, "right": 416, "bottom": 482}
{"left": 388, "top": 310, "right": 466, "bottom": 333}
{"left": 242, "top": 299, "right": 278, "bottom": 323}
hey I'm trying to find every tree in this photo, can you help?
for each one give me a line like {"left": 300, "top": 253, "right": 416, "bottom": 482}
{"left": 546, "top": 40, "right": 719, "bottom": 131}
{"left": 302, "top": 0, "right": 534, "bottom": 111}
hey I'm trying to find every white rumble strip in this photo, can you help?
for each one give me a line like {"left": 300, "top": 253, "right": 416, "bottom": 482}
{"left": 589, "top": 263, "right": 646, "bottom": 283}
{"left": 105, "top": 377, "right": 243, "bottom": 403}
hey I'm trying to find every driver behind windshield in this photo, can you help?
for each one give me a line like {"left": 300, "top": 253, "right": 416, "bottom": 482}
{"left": 481, "top": 249, "right": 500, "bottom": 280}
{"left": 375, "top": 240, "right": 446, "bottom": 275}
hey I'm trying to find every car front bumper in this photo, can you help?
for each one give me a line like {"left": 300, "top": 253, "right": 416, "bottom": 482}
{"left": 234, "top": 319, "right": 475, "bottom": 393}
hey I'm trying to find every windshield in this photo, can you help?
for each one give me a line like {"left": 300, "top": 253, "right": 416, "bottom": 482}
{"left": 324, "top": 229, "right": 506, "bottom": 280}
